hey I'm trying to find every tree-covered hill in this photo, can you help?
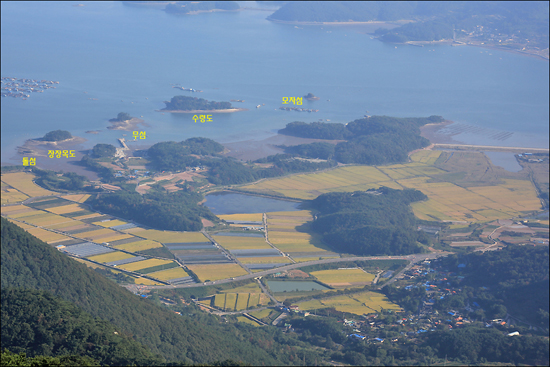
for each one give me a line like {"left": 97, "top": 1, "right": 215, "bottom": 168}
{"left": 279, "top": 115, "right": 442, "bottom": 165}
{"left": 308, "top": 187, "right": 429, "bottom": 255}
{"left": 162, "top": 96, "right": 232, "bottom": 111}
{"left": 1, "top": 288, "right": 162, "bottom": 366}
{"left": 41, "top": 130, "right": 72, "bottom": 142}
{"left": 0, "top": 218, "right": 322, "bottom": 365}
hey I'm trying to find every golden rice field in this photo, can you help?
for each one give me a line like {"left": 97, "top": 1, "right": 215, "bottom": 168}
{"left": 130, "top": 229, "right": 207, "bottom": 243}
{"left": 218, "top": 213, "right": 263, "bottom": 222}
{"left": 297, "top": 291, "right": 400, "bottom": 315}
{"left": 148, "top": 267, "right": 189, "bottom": 281}
{"left": 235, "top": 293, "right": 250, "bottom": 310}
{"left": 87, "top": 251, "right": 134, "bottom": 263}
{"left": 74, "top": 228, "right": 117, "bottom": 240}
{"left": 7, "top": 208, "right": 42, "bottom": 218}
{"left": 237, "top": 316, "right": 261, "bottom": 326}
{"left": 23, "top": 213, "right": 72, "bottom": 226}
{"left": 248, "top": 309, "right": 272, "bottom": 319}
{"left": 310, "top": 268, "right": 375, "bottom": 287}
{"left": 213, "top": 292, "right": 268, "bottom": 311}
{"left": 93, "top": 219, "right": 127, "bottom": 228}
{"left": 45, "top": 203, "right": 85, "bottom": 215}
{"left": 212, "top": 236, "right": 271, "bottom": 250}
{"left": 118, "top": 258, "right": 173, "bottom": 272}
{"left": 61, "top": 194, "right": 91, "bottom": 203}
{"left": 238, "top": 256, "right": 289, "bottom": 264}
{"left": 1, "top": 172, "right": 55, "bottom": 197}
{"left": 1, "top": 205, "right": 30, "bottom": 214}
{"left": 73, "top": 213, "right": 103, "bottom": 220}
{"left": 45, "top": 219, "right": 84, "bottom": 230}
{"left": 6, "top": 218, "right": 34, "bottom": 229}
{"left": 1, "top": 188, "right": 28, "bottom": 204}
{"left": 224, "top": 293, "right": 237, "bottom": 310}
{"left": 187, "top": 263, "right": 248, "bottom": 282}
{"left": 113, "top": 240, "right": 162, "bottom": 252}
{"left": 96, "top": 234, "right": 134, "bottom": 243}
{"left": 25, "top": 228, "right": 71, "bottom": 243}
{"left": 134, "top": 277, "right": 164, "bottom": 285}
{"left": 266, "top": 210, "right": 313, "bottom": 217}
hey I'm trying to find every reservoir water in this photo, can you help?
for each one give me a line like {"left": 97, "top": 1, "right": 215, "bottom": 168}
{"left": 484, "top": 151, "right": 523, "bottom": 173}
{"left": 203, "top": 192, "right": 301, "bottom": 215}
{"left": 267, "top": 280, "right": 329, "bottom": 292}
{"left": 1, "top": 1, "right": 549, "bottom": 165}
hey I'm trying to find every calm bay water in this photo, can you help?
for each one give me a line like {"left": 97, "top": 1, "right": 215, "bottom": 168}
{"left": 2, "top": 1, "right": 549, "bottom": 165}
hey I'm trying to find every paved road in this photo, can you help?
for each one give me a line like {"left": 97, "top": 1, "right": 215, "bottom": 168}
{"left": 126, "top": 252, "right": 450, "bottom": 291}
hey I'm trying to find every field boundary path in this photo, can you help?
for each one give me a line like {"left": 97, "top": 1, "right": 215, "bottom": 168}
{"left": 432, "top": 143, "right": 549, "bottom": 153}
{"left": 202, "top": 230, "right": 252, "bottom": 274}
{"left": 263, "top": 212, "right": 296, "bottom": 264}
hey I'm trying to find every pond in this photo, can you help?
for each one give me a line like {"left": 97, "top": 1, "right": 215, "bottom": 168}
{"left": 484, "top": 151, "right": 523, "bottom": 172}
{"left": 267, "top": 280, "right": 330, "bottom": 293}
{"left": 203, "top": 192, "right": 302, "bottom": 215}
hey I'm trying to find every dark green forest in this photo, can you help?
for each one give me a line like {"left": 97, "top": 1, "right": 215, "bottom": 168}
{"left": 308, "top": 187, "right": 429, "bottom": 256}
{"left": 110, "top": 112, "right": 132, "bottom": 122}
{"left": 1, "top": 288, "right": 162, "bottom": 366}
{"left": 88, "top": 190, "right": 216, "bottom": 231}
{"left": 32, "top": 168, "right": 88, "bottom": 192}
{"left": 92, "top": 143, "right": 117, "bottom": 158}
{"left": 41, "top": 130, "right": 72, "bottom": 142}
{"left": 0, "top": 218, "right": 325, "bottom": 365}
{"left": 162, "top": 96, "right": 232, "bottom": 111}
{"left": 433, "top": 245, "right": 549, "bottom": 330}
{"left": 278, "top": 115, "right": 442, "bottom": 165}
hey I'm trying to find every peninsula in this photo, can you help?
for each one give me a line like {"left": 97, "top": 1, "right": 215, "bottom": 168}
{"left": 158, "top": 95, "right": 247, "bottom": 113}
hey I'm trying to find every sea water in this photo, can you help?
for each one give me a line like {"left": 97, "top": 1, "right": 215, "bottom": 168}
{"left": 1, "top": 1, "right": 549, "bottom": 164}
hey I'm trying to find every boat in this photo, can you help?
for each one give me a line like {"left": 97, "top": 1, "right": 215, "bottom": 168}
{"left": 256, "top": 105, "right": 261, "bottom": 108}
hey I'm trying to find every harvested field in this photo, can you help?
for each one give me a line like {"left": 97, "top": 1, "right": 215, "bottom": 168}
{"left": 73, "top": 213, "right": 103, "bottom": 220}
{"left": 87, "top": 251, "right": 134, "bottom": 263}
{"left": 95, "top": 234, "right": 134, "bottom": 243}
{"left": 45, "top": 203, "right": 85, "bottom": 215}
{"left": 74, "top": 228, "right": 117, "bottom": 240}
{"left": 218, "top": 213, "right": 263, "bottom": 222}
{"left": 187, "top": 264, "right": 248, "bottom": 282}
{"left": 147, "top": 267, "right": 189, "bottom": 281}
{"left": 8, "top": 209, "right": 42, "bottom": 218}
{"left": 1, "top": 205, "right": 32, "bottom": 214}
{"left": 310, "top": 268, "right": 375, "bottom": 287}
{"left": 134, "top": 229, "right": 207, "bottom": 243}
{"left": 23, "top": 213, "right": 72, "bottom": 226}
{"left": 238, "top": 256, "right": 289, "bottom": 264}
{"left": 1, "top": 188, "right": 28, "bottom": 204}
{"left": 297, "top": 291, "right": 400, "bottom": 315}
{"left": 134, "top": 278, "right": 164, "bottom": 285}
{"left": 61, "top": 194, "right": 91, "bottom": 203}
{"left": 118, "top": 258, "right": 173, "bottom": 272}
{"left": 266, "top": 210, "right": 313, "bottom": 218}
{"left": 6, "top": 219, "right": 34, "bottom": 229}
{"left": 1, "top": 172, "right": 55, "bottom": 197}
{"left": 25, "top": 228, "right": 71, "bottom": 243}
{"left": 45, "top": 220, "right": 84, "bottom": 230}
{"left": 212, "top": 236, "right": 271, "bottom": 250}
{"left": 93, "top": 219, "right": 127, "bottom": 228}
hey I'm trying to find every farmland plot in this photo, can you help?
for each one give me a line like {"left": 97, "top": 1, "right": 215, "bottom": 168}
{"left": 310, "top": 268, "right": 375, "bottom": 288}
{"left": 1, "top": 172, "right": 55, "bottom": 197}
{"left": 187, "top": 264, "right": 248, "bottom": 282}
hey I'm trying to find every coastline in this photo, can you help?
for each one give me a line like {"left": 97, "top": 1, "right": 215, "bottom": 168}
{"left": 268, "top": 19, "right": 411, "bottom": 26}
{"left": 156, "top": 108, "right": 248, "bottom": 114}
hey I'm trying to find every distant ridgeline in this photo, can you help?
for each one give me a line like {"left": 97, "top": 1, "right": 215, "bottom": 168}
{"left": 162, "top": 95, "right": 232, "bottom": 111}
{"left": 268, "top": 2, "right": 549, "bottom": 47}
{"left": 165, "top": 1, "right": 239, "bottom": 14}
{"left": 308, "top": 187, "right": 430, "bottom": 256}
{"left": 279, "top": 115, "right": 443, "bottom": 165}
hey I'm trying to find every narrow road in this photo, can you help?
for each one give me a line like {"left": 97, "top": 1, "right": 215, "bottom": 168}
{"left": 263, "top": 212, "right": 296, "bottom": 263}
{"left": 255, "top": 277, "right": 281, "bottom": 306}
{"left": 201, "top": 230, "right": 252, "bottom": 274}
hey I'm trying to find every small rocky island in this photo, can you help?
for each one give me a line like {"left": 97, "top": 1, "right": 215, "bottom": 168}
{"left": 108, "top": 112, "right": 146, "bottom": 131}
{"left": 158, "top": 95, "right": 247, "bottom": 113}
{"left": 304, "top": 93, "right": 320, "bottom": 100}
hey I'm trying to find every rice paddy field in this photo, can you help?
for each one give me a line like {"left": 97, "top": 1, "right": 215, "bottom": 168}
{"left": 212, "top": 292, "right": 269, "bottom": 311}
{"left": 61, "top": 194, "right": 91, "bottom": 203}
{"left": 44, "top": 203, "right": 86, "bottom": 215}
{"left": 296, "top": 291, "right": 400, "bottom": 315}
{"left": 134, "top": 277, "right": 164, "bottom": 285}
{"left": 93, "top": 219, "right": 127, "bottom": 228}
{"left": 126, "top": 229, "right": 208, "bottom": 243}
{"left": 1, "top": 172, "right": 55, "bottom": 197}
{"left": 87, "top": 251, "right": 134, "bottom": 263}
{"left": 212, "top": 236, "right": 271, "bottom": 250}
{"left": 237, "top": 256, "right": 289, "bottom": 264}
{"left": 217, "top": 213, "right": 263, "bottom": 222}
{"left": 6, "top": 218, "right": 35, "bottom": 229}
{"left": 24, "top": 227, "right": 72, "bottom": 244}
{"left": 186, "top": 264, "right": 248, "bottom": 282}
{"left": 239, "top": 150, "right": 541, "bottom": 223}
{"left": 118, "top": 258, "right": 173, "bottom": 272}
{"left": 112, "top": 239, "right": 163, "bottom": 252}
{"left": 236, "top": 316, "right": 261, "bottom": 326}
{"left": 73, "top": 228, "right": 119, "bottom": 241}
{"left": 1, "top": 183, "right": 28, "bottom": 204}
{"left": 147, "top": 267, "right": 190, "bottom": 281}
{"left": 310, "top": 268, "right": 375, "bottom": 288}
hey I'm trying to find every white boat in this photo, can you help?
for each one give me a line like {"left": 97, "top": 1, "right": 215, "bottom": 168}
{"left": 256, "top": 105, "right": 261, "bottom": 108}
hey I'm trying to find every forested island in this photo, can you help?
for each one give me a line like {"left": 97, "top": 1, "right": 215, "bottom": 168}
{"left": 279, "top": 115, "right": 443, "bottom": 165}
{"left": 41, "top": 129, "right": 72, "bottom": 142}
{"left": 165, "top": 1, "right": 239, "bottom": 14}
{"left": 160, "top": 95, "right": 246, "bottom": 113}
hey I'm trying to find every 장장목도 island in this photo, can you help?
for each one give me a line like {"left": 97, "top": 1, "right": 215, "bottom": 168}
{"left": 158, "top": 95, "right": 247, "bottom": 113}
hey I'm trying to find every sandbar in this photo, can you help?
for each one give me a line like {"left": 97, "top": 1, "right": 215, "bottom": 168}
{"left": 107, "top": 117, "right": 149, "bottom": 131}
{"left": 156, "top": 108, "right": 248, "bottom": 114}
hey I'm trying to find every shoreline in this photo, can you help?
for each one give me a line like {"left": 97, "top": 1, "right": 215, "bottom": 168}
{"left": 268, "top": 19, "right": 411, "bottom": 26}
{"left": 156, "top": 108, "right": 248, "bottom": 114}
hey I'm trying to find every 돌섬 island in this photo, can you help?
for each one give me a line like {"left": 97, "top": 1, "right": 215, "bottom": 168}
{"left": 157, "top": 95, "right": 248, "bottom": 113}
